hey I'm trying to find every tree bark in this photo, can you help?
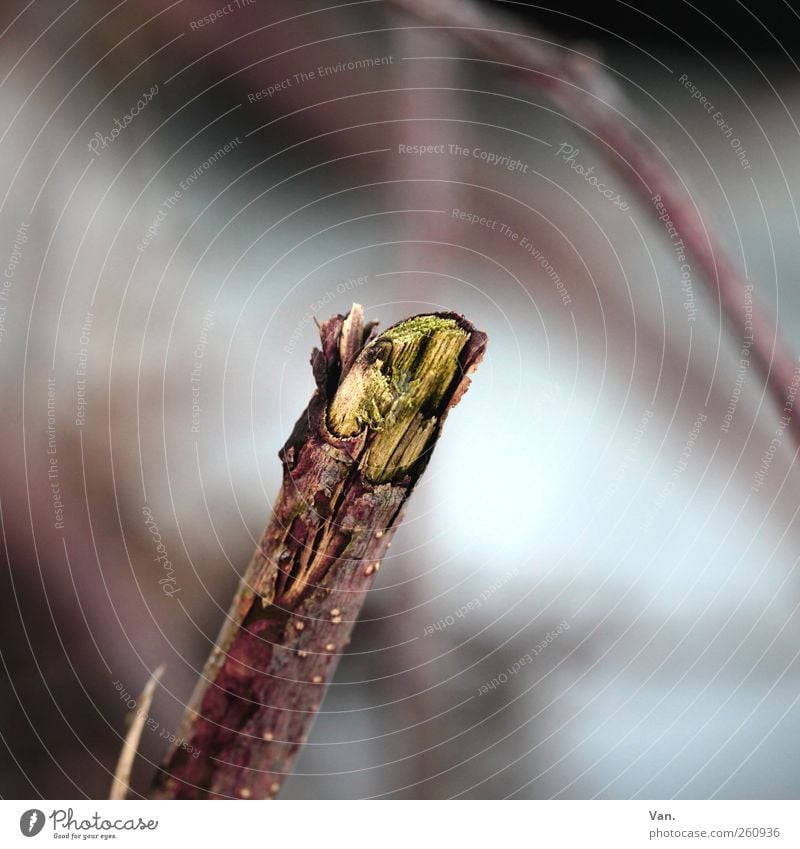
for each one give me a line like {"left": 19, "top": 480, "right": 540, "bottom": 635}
{"left": 151, "top": 304, "right": 487, "bottom": 799}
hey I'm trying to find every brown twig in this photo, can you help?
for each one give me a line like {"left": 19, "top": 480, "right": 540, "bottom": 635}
{"left": 110, "top": 665, "right": 165, "bottom": 800}
{"left": 151, "top": 305, "right": 487, "bottom": 799}
{"left": 391, "top": 0, "right": 800, "bottom": 439}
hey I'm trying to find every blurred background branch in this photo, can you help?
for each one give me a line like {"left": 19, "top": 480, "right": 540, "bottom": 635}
{"left": 391, "top": 0, "right": 800, "bottom": 440}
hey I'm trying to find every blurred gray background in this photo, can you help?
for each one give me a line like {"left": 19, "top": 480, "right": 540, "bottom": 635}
{"left": 1, "top": 0, "right": 799, "bottom": 799}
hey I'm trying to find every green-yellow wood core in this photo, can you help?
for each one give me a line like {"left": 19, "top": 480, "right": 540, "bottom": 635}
{"left": 328, "top": 315, "right": 469, "bottom": 483}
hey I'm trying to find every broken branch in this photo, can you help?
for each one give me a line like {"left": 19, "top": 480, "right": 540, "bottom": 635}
{"left": 151, "top": 304, "right": 487, "bottom": 799}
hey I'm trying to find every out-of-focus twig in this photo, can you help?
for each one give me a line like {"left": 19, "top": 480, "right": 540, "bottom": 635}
{"left": 391, "top": 0, "right": 800, "bottom": 439}
{"left": 110, "top": 664, "right": 165, "bottom": 801}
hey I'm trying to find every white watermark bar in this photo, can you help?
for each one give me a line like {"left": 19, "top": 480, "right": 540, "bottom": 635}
{"left": 1, "top": 800, "right": 797, "bottom": 846}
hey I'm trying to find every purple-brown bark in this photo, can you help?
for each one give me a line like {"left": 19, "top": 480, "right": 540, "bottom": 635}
{"left": 151, "top": 305, "right": 487, "bottom": 799}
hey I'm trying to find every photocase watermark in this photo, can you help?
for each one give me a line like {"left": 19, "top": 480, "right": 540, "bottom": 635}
{"left": 74, "top": 312, "right": 93, "bottom": 427}
{"left": 555, "top": 143, "right": 630, "bottom": 211}
{"left": 677, "top": 73, "right": 752, "bottom": 170}
{"left": 249, "top": 55, "right": 394, "bottom": 102}
{"left": 283, "top": 274, "right": 369, "bottom": 354}
{"left": 113, "top": 678, "right": 199, "bottom": 759}
{"left": 452, "top": 207, "right": 501, "bottom": 231}
{"left": 190, "top": 309, "right": 215, "bottom": 434}
{"left": 141, "top": 506, "right": 181, "bottom": 596}
{"left": 179, "top": 137, "right": 242, "bottom": 192}
{"left": 422, "top": 567, "right": 519, "bottom": 636}
{"left": 478, "top": 620, "right": 571, "bottom": 695}
{"left": 189, "top": 0, "right": 256, "bottom": 30}
{"left": 720, "top": 283, "right": 754, "bottom": 434}
{"left": 515, "top": 231, "right": 573, "bottom": 307}
{"left": 398, "top": 141, "right": 530, "bottom": 173}
{"left": 20, "top": 807, "right": 158, "bottom": 836}
{"left": 137, "top": 137, "right": 241, "bottom": 252}
{"left": 452, "top": 207, "right": 572, "bottom": 307}
{"left": 19, "top": 809, "right": 45, "bottom": 837}
{"left": 642, "top": 410, "right": 707, "bottom": 530}
{"left": 0, "top": 220, "right": 27, "bottom": 344}
{"left": 87, "top": 84, "right": 159, "bottom": 156}
{"left": 751, "top": 363, "right": 800, "bottom": 493}
{"left": 46, "top": 378, "right": 65, "bottom": 531}
{"left": 651, "top": 193, "right": 695, "bottom": 322}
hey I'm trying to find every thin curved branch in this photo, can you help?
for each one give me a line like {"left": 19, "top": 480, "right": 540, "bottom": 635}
{"left": 391, "top": 0, "right": 800, "bottom": 440}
